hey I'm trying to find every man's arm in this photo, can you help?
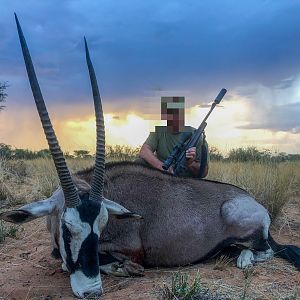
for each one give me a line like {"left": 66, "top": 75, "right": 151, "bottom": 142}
{"left": 139, "top": 144, "right": 173, "bottom": 173}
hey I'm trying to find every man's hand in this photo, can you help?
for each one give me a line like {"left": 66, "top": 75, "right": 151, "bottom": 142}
{"left": 185, "top": 147, "right": 201, "bottom": 177}
{"left": 186, "top": 147, "right": 196, "bottom": 165}
{"left": 165, "top": 165, "right": 174, "bottom": 175}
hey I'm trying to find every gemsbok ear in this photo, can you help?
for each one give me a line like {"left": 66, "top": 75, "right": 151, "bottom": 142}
{"left": 0, "top": 189, "right": 62, "bottom": 224}
{"left": 103, "top": 198, "right": 143, "bottom": 220}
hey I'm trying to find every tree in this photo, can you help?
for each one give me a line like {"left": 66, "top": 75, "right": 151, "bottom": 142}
{"left": 0, "top": 82, "right": 8, "bottom": 111}
{"left": 36, "top": 149, "right": 51, "bottom": 158}
{"left": 227, "top": 146, "right": 263, "bottom": 162}
{"left": 73, "top": 150, "right": 92, "bottom": 159}
{"left": 0, "top": 143, "right": 13, "bottom": 158}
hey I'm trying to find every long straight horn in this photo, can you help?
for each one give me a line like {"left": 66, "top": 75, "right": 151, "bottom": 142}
{"left": 84, "top": 37, "right": 105, "bottom": 203}
{"left": 15, "top": 14, "right": 80, "bottom": 208}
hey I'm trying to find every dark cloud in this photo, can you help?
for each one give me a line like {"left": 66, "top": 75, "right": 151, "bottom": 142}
{"left": 274, "top": 78, "right": 295, "bottom": 90}
{"left": 1, "top": 0, "right": 300, "bottom": 133}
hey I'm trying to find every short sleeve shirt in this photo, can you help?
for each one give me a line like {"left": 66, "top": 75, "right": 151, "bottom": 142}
{"left": 144, "top": 126, "right": 205, "bottom": 177}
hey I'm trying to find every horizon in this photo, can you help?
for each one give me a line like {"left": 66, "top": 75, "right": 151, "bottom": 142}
{"left": 1, "top": 140, "right": 299, "bottom": 157}
{"left": 1, "top": 1, "right": 300, "bottom": 154}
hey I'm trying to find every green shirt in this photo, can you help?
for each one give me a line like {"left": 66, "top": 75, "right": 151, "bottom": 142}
{"left": 145, "top": 126, "right": 208, "bottom": 177}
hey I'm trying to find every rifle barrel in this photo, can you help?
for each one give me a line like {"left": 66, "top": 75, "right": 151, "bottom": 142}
{"left": 199, "top": 88, "right": 226, "bottom": 127}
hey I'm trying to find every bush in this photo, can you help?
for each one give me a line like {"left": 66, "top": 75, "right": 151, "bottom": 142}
{"left": 227, "top": 147, "right": 269, "bottom": 162}
{"left": 209, "top": 146, "right": 224, "bottom": 161}
{"left": 106, "top": 145, "right": 140, "bottom": 161}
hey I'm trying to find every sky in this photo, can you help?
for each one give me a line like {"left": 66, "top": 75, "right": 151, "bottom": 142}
{"left": 0, "top": 0, "right": 300, "bottom": 154}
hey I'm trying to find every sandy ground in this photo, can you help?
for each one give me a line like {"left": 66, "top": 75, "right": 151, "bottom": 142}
{"left": 0, "top": 198, "right": 299, "bottom": 300}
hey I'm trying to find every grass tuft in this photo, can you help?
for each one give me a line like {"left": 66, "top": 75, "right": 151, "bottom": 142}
{"left": 106, "top": 145, "right": 140, "bottom": 161}
{"left": 213, "top": 255, "right": 233, "bottom": 271}
{"left": 0, "top": 220, "right": 19, "bottom": 243}
{"left": 161, "top": 271, "right": 224, "bottom": 300}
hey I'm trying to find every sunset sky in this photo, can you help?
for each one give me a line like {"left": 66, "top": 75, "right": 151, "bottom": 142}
{"left": 1, "top": 1, "right": 300, "bottom": 154}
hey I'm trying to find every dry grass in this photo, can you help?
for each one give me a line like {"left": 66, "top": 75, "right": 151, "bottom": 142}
{"left": 0, "top": 158, "right": 27, "bottom": 206}
{"left": 240, "top": 268, "right": 256, "bottom": 300}
{"left": 207, "top": 161, "right": 298, "bottom": 219}
{"left": 0, "top": 156, "right": 298, "bottom": 222}
{"left": 213, "top": 255, "right": 234, "bottom": 271}
{"left": 0, "top": 157, "right": 94, "bottom": 208}
{"left": 161, "top": 271, "right": 220, "bottom": 300}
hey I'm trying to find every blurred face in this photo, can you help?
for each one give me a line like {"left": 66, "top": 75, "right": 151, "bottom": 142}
{"left": 161, "top": 96, "right": 185, "bottom": 133}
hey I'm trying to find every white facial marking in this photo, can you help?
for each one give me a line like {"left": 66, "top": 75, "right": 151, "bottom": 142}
{"left": 70, "top": 270, "right": 103, "bottom": 298}
{"left": 58, "top": 208, "right": 90, "bottom": 270}
{"left": 58, "top": 203, "right": 108, "bottom": 297}
{"left": 93, "top": 203, "right": 109, "bottom": 235}
{"left": 59, "top": 218, "right": 68, "bottom": 268}
{"left": 61, "top": 208, "right": 98, "bottom": 263}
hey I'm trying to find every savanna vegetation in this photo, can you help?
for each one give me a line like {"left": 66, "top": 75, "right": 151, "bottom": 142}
{"left": 0, "top": 145, "right": 299, "bottom": 238}
{"left": 0, "top": 145, "right": 299, "bottom": 299}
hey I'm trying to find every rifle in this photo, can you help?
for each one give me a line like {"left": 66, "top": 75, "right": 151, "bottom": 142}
{"left": 162, "top": 88, "right": 227, "bottom": 176}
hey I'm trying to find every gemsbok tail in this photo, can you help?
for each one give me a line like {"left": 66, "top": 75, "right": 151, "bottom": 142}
{"left": 268, "top": 233, "right": 300, "bottom": 271}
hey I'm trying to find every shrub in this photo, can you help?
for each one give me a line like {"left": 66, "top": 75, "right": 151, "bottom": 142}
{"left": 106, "top": 145, "right": 140, "bottom": 161}
{"left": 227, "top": 147, "right": 267, "bottom": 162}
{"left": 209, "top": 146, "right": 224, "bottom": 161}
{"left": 0, "top": 220, "right": 19, "bottom": 243}
{"left": 161, "top": 272, "right": 223, "bottom": 300}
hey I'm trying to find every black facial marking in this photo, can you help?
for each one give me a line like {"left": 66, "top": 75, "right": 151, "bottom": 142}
{"left": 61, "top": 192, "right": 102, "bottom": 277}
{"left": 77, "top": 232, "right": 100, "bottom": 277}
{"left": 62, "top": 223, "right": 76, "bottom": 273}
{"left": 77, "top": 193, "right": 101, "bottom": 226}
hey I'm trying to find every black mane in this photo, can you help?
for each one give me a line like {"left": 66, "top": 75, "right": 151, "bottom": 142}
{"left": 75, "top": 160, "right": 249, "bottom": 194}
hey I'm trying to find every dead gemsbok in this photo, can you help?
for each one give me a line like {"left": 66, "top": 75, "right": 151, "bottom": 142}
{"left": 1, "top": 14, "right": 300, "bottom": 299}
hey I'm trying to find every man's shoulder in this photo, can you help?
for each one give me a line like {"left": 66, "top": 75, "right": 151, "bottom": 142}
{"left": 183, "top": 126, "right": 196, "bottom": 132}
{"left": 154, "top": 126, "right": 196, "bottom": 133}
{"left": 154, "top": 126, "right": 167, "bottom": 133}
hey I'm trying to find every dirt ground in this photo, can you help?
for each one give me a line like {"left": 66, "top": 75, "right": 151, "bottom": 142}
{"left": 0, "top": 198, "right": 299, "bottom": 300}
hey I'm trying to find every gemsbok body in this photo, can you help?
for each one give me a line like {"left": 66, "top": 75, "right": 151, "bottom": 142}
{"left": 1, "top": 15, "right": 299, "bottom": 299}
